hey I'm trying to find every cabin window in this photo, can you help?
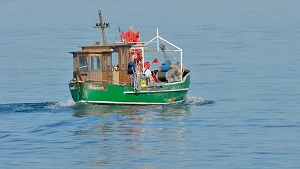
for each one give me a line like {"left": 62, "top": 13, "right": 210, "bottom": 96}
{"left": 102, "top": 55, "right": 112, "bottom": 71}
{"left": 121, "top": 49, "right": 125, "bottom": 70}
{"left": 90, "top": 56, "right": 101, "bottom": 71}
{"left": 73, "top": 53, "right": 77, "bottom": 71}
{"left": 102, "top": 56, "right": 107, "bottom": 71}
{"left": 107, "top": 55, "right": 111, "bottom": 71}
{"left": 79, "top": 56, "right": 88, "bottom": 72}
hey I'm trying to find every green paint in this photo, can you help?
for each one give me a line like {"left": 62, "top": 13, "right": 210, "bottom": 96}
{"left": 69, "top": 73, "right": 190, "bottom": 104}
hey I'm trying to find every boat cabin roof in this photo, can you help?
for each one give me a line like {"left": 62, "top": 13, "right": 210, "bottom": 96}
{"left": 69, "top": 42, "right": 148, "bottom": 54}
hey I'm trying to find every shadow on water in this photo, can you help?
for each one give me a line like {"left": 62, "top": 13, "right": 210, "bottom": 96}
{"left": 71, "top": 96, "right": 214, "bottom": 117}
{"left": 68, "top": 97, "right": 214, "bottom": 166}
{"left": 72, "top": 103, "right": 191, "bottom": 118}
{"left": 70, "top": 103, "right": 194, "bottom": 167}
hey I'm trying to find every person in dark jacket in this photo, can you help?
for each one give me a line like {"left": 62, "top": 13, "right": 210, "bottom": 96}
{"left": 128, "top": 56, "right": 136, "bottom": 86}
{"left": 127, "top": 61, "right": 136, "bottom": 75}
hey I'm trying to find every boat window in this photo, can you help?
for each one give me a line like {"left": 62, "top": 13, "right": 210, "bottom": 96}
{"left": 125, "top": 50, "right": 129, "bottom": 69}
{"left": 90, "top": 56, "right": 101, "bottom": 71}
{"left": 102, "top": 56, "right": 107, "bottom": 71}
{"left": 73, "top": 53, "right": 77, "bottom": 71}
{"left": 121, "top": 49, "right": 125, "bottom": 70}
{"left": 107, "top": 55, "right": 111, "bottom": 71}
{"left": 79, "top": 56, "right": 88, "bottom": 72}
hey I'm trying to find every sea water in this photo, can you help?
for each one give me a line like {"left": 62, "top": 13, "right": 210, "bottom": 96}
{"left": 1, "top": 0, "right": 300, "bottom": 168}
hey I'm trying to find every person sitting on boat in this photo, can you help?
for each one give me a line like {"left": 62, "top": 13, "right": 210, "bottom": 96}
{"left": 141, "top": 66, "right": 152, "bottom": 85}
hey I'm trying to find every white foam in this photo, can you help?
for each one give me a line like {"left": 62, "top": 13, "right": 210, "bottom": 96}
{"left": 55, "top": 99, "right": 76, "bottom": 107}
{"left": 184, "top": 96, "right": 214, "bottom": 105}
{"left": 45, "top": 99, "right": 75, "bottom": 109}
{"left": 185, "top": 96, "right": 205, "bottom": 104}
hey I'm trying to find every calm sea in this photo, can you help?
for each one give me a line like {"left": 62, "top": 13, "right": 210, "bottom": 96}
{"left": 1, "top": 0, "right": 300, "bottom": 168}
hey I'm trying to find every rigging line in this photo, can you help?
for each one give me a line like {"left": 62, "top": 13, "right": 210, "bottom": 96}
{"left": 159, "top": 38, "right": 178, "bottom": 62}
{"left": 94, "top": 15, "right": 99, "bottom": 25}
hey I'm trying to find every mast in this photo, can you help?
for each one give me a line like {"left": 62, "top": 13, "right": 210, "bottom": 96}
{"left": 93, "top": 10, "right": 110, "bottom": 45}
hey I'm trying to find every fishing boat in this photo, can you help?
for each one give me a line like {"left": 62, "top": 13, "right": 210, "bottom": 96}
{"left": 68, "top": 10, "right": 190, "bottom": 104}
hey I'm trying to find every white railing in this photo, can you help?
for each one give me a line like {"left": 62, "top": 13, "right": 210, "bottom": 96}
{"left": 144, "top": 29, "right": 183, "bottom": 81}
{"left": 114, "top": 29, "right": 184, "bottom": 81}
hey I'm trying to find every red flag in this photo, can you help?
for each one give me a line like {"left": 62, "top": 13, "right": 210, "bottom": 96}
{"left": 135, "top": 30, "right": 140, "bottom": 42}
{"left": 121, "top": 27, "right": 141, "bottom": 43}
{"left": 120, "top": 31, "right": 126, "bottom": 42}
{"left": 152, "top": 57, "right": 159, "bottom": 64}
{"left": 139, "top": 61, "right": 151, "bottom": 69}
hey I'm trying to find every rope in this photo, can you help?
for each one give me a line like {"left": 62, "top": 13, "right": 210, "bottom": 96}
{"left": 133, "top": 73, "right": 141, "bottom": 93}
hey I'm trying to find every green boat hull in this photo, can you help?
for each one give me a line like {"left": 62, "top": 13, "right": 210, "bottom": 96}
{"left": 69, "top": 73, "right": 190, "bottom": 105}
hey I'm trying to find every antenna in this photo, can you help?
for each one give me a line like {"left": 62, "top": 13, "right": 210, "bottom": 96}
{"left": 93, "top": 10, "right": 110, "bottom": 45}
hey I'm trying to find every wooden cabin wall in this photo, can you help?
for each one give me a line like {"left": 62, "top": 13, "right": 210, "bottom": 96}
{"left": 101, "top": 56, "right": 107, "bottom": 81}
{"left": 88, "top": 56, "right": 104, "bottom": 81}
{"left": 76, "top": 53, "right": 113, "bottom": 83}
{"left": 81, "top": 46, "right": 111, "bottom": 51}
{"left": 101, "top": 55, "right": 113, "bottom": 83}
{"left": 108, "top": 55, "right": 113, "bottom": 82}
{"left": 74, "top": 46, "right": 133, "bottom": 85}
{"left": 88, "top": 71, "right": 103, "bottom": 81}
{"left": 118, "top": 48, "right": 131, "bottom": 85}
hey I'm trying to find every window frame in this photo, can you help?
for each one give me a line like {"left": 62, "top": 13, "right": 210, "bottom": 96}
{"left": 101, "top": 55, "right": 112, "bottom": 72}
{"left": 79, "top": 56, "right": 88, "bottom": 72}
{"left": 121, "top": 49, "right": 126, "bottom": 70}
{"left": 107, "top": 55, "right": 111, "bottom": 71}
{"left": 90, "top": 56, "right": 101, "bottom": 71}
{"left": 72, "top": 53, "right": 77, "bottom": 72}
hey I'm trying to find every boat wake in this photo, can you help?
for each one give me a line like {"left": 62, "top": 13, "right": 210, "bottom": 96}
{"left": 44, "top": 99, "right": 76, "bottom": 109}
{"left": 183, "top": 96, "right": 215, "bottom": 106}
{"left": 0, "top": 97, "right": 214, "bottom": 115}
{"left": 0, "top": 100, "right": 76, "bottom": 114}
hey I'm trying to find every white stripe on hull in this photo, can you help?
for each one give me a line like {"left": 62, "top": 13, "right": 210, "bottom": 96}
{"left": 124, "top": 88, "right": 189, "bottom": 94}
{"left": 78, "top": 100, "right": 184, "bottom": 105}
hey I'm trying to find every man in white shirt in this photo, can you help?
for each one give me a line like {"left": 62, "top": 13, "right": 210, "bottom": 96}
{"left": 142, "top": 68, "right": 152, "bottom": 85}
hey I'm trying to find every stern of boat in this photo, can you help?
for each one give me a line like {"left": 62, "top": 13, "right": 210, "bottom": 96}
{"left": 69, "top": 81, "right": 83, "bottom": 102}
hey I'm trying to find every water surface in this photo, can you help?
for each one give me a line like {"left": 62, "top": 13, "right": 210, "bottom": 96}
{"left": 1, "top": 0, "right": 300, "bottom": 168}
